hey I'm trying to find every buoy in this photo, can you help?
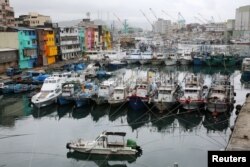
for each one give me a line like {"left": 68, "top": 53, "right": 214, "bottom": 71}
{"left": 235, "top": 110, "right": 239, "bottom": 115}
{"left": 246, "top": 93, "right": 250, "bottom": 98}
{"left": 230, "top": 125, "right": 234, "bottom": 131}
{"left": 236, "top": 104, "right": 242, "bottom": 111}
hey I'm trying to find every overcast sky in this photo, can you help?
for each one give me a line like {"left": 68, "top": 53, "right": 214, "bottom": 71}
{"left": 10, "top": 0, "right": 250, "bottom": 29}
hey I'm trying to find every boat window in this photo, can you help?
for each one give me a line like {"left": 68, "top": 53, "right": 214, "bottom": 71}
{"left": 115, "top": 89, "right": 123, "bottom": 94}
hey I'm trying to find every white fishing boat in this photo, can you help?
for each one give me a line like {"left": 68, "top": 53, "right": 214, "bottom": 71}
{"left": 125, "top": 49, "right": 141, "bottom": 64}
{"left": 153, "top": 73, "right": 180, "bottom": 112}
{"left": 178, "top": 50, "right": 193, "bottom": 65}
{"left": 207, "top": 74, "right": 235, "bottom": 113}
{"left": 108, "top": 84, "right": 128, "bottom": 106}
{"left": 164, "top": 52, "right": 178, "bottom": 66}
{"left": 31, "top": 77, "right": 63, "bottom": 108}
{"left": 94, "top": 79, "right": 117, "bottom": 105}
{"left": 66, "top": 131, "right": 142, "bottom": 156}
{"left": 178, "top": 73, "right": 206, "bottom": 110}
{"left": 151, "top": 53, "right": 164, "bottom": 65}
{"left": 139, "top": 51, "right": 153, "bottom": 65}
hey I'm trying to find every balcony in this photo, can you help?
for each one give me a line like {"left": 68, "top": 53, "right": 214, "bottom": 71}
{"left": 61, "top": 48, "right": 81, "bottom": 54}
{"left": 60, "top": 33, "right": 78, "bottom": 37}
{"left": 60, "top": 40, "right": 80, "bottom": 45}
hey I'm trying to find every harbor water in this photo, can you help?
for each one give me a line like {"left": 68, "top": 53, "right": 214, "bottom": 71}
{"left": 0, "top": 65, "right": 248, "bottom": 167}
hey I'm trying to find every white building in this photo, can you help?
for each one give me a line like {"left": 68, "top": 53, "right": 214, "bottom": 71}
{"left": 153, "top": 18, "right": 171, "bottom": 34}
{"left": 59, "top": 27, "right": 81, "bottom": 60}
{"left": 204, "top": 22, "right": 226, "bottom": 32}
{"left": 235, "top": 5, "right": 250, "bottom": 31}
{"left": 15, "top": 12, "right": 52, "bottom": 27}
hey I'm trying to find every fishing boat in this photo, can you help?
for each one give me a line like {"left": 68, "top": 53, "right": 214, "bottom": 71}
{"left": 125, "top": 49, "right": 141, "bottom": 64}
{"left": 164, "top": 52, "right": 178, "bottom": 66}
{"left": 178, "top": 73, "right": 207, "bottom": 110}
{"left": 177, "top": 50, "right": 193, "bottom": 65}
{"left": 153, "top": 73, "right": 180, "bottom": 112}
{"left": 0, "top": 83, "right": 39, "bottom": 94}
{"left": 127, "top": 79, "right": 150, "bottom": 110}
{"left": 108, "top": 84, "right": 128, "bottom": 106}
{"left": 206, "top": 74, "right": 235, "bottom": 114}
{"left": 57, "top": 81, "right": 82, "bottom": 105}
{"left": 75, "top": 82, "right": 98, "bottom": 108}
{"left": 241, "top": 58, "right": 250, "bottom": 82}
{"left": 31, "top": 77, "right": 63, "bottom": 108}
{"left": 151, "top": 53, "right": 164, "bottom": 65}
{"left": 66, "top": 131, "right": 142, "bottom": 156}
{"left": 204, "top": 53, "right": 223, "bottom": 66}
{"left": 94, "top": 79, "right": 117, "bottom": 105}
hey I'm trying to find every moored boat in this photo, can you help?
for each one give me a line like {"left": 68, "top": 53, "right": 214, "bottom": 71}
{"left": 178, "top": 73, "right": 207, "bottom": 110}
{"left": 66, "top": 131, "right": 142, "bottom": 156}
{"left": 206, "top": 74, "right": 235, "bottom": 114}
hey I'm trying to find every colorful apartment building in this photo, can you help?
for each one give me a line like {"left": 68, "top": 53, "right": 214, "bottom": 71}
{"left": 78, "top": 27, "right": 85, "bottom": 53}
{"left": 37, "top": 28, "right": 58, "bottom": 66}
{"left": 59, "top": 27, "right": 81, "bottom": 60}
{"left": 103, "top": 30, "right": 112, "bottom": 50}
{"left": 85, "top": 26, "right": 95, "bottom": 51}
{"left": 14, "top": 27, "right": 38, "bottom": 69}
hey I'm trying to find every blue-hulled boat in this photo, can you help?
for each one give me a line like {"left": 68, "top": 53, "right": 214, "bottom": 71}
{"left": 127, "top": 81, "right": 150, "bottom": 111}
{"left": 108, "top": 60, "right": 127, "bottom": 70}
{"left": 0, "top": 83, "right": 39, "bottom": 94}
{"left": 75, "top": 82, "right": 98, "bottom": 108}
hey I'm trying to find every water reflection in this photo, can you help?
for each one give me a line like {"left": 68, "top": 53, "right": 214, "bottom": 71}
{"left": 72, "top": 106, "right": 91, "bottom": 119}
{"left": 202, "top": 112, "right": 230, "bottom": 132}
{"left": 108, "top": 105, "right": 127, "bottom": 122}
{"left": 57, "top": 105, "right": 73, "bottom": 120}
{"left": 67, "top": 151, "right": 138, "bottom": 167}
{"left": 150, "top": 112, "right": 175, "bottom": 132}
{"left": 32, "top": 104, "right": 58, "bottom": 118}
{"left": 127, "top": 108, "right": 150, "bottom": 131}
{"left": 91, "top": 104, "right": 110, "bottom": 122}
{"left": 177, "top": 110, "right": 203, "bottom": 131}
{"left": 0, "top": 94, "right": 31, "bottom": 127}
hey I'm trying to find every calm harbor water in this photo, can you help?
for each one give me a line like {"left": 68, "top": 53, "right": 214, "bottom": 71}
{"left": 0, "top": 65, "right": 248, "bottom": 167}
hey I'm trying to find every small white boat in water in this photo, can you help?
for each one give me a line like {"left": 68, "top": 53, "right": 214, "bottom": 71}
{"left": 31, "top": 77, "right": 63, "bottom": 108}
{"left": 66, "top": 131, "right": 142, "bottom": 156}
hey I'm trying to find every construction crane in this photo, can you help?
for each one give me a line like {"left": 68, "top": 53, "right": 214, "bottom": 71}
{"left": 161, "top": 10, "right": 175, "bottom": 21}
{"left": 149, "top": 8, "right": 158, "bottom": 20}
{"left": 198, "top": 13, "right": 210, "bottom": 23}
{"left": 140, "top": 9, "right": 154, "bottom": 31}
{"left": 113, "top": 13, "right": 128, "bottom": 34}
{"left": 194, "top": 16, "right": 206, "bottom": 24}
{"left": 178, "top": 12, "right": 186, "bottom": 28}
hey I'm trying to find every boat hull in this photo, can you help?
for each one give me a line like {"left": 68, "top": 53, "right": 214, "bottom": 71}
{"left": 75, "top": 99, "right": 90, "bottom": 108}
{"left": 58, "top": 97, "right": 73, "bottom": 105}
{"left": 151, "top": 60, "right": 163, "bottom": 65}
{"left": 154, "top": 101, "right": 176, "bottom": 112}
{"left": 128, "top": 96, "right": 148, "bottom": 111}
{"left": 32, "top": 96, "right": 57, "bottom": 108}
{"left": 179, "top": 100, "right": 204, "bottom": 110}
{"left": 164, "top": 59, "right": 177, "bottom": 66}
{"left": 178, "top": 59, "right": 192, "bottom": 65}
{"left": 108, "top": 99, "right": 127, "bottom": 106}
{"left": 68, "top": 145, "right": 137, "bottom": 155}
{"left": 207, "top": 102, "right": 230, "bottom": 113}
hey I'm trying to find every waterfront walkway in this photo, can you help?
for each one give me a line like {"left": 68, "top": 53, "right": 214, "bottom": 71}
{"left": 226, "top": 96, "right": 250, "bottom": 150}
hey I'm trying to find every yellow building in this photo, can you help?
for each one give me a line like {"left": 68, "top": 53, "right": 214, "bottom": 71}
{"left": 37, "top": 28, "right": 58, "bottom": 65}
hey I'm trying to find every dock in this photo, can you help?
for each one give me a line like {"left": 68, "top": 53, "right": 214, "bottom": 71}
{"left": 226, "top": 96, "right": 250, "bottom": 150}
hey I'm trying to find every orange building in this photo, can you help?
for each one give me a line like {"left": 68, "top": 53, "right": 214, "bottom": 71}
{"left": 37, "top": 28, "right": 58, "bottom": 66}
